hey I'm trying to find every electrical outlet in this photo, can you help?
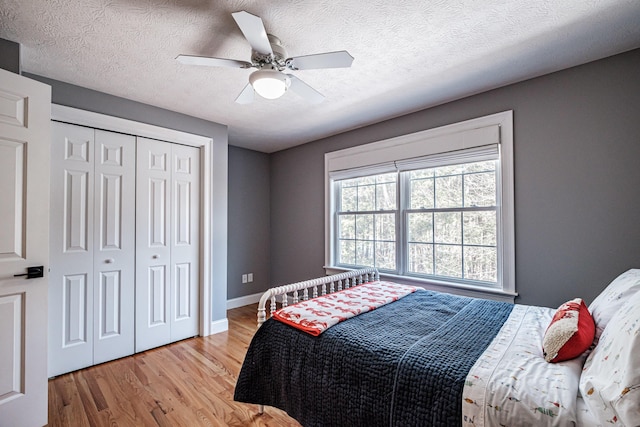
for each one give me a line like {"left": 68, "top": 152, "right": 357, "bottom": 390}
{"left": 242, "top": 274, "right": 247, "bottom": 283}
{"left": 248, "top": 273, "right": 253, "bottom": 282}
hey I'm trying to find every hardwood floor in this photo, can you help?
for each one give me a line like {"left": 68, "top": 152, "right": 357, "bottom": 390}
{"left": 47, "top": 304, "right": 301, "bottom": 427}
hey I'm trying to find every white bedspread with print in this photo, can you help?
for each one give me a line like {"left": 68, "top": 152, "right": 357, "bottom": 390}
{"left": 462, "top": 304, "right": 588, "bottom": 426}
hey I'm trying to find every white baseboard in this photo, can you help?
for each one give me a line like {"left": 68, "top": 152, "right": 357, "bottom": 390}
{"left": 227, "top": 292, "right": 263, "bottom": 309}
{"left": 205, "top": 293, "right": 265, "bottom": 336}
{"left": 209, "top": 317, "right": 229, "bottom": 335}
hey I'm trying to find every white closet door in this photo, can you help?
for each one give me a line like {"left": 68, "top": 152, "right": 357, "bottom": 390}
{"left": 50, "top": 124, "right": 136, "bottom": 375}
{"left": 136, "top": 138, "right": 200, "bottom": 352}
{"left": 170, "top": 144, "right": 200, "bottom": 341}
{"left": 49, "top": 123, "right": 95, "bottom": 376}
{"left": 93, "top": 130, "right": 135, "bottom": 364}
{"left": 136, "top": 137, "right": 172, "bottom": 352}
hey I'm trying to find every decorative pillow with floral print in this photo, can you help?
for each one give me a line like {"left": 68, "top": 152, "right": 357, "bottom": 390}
{"left": 579, "top": 289, "right": 640, "bottom": 426}
{"left": 589, "top": 269, "right": 640, "bottom": 341}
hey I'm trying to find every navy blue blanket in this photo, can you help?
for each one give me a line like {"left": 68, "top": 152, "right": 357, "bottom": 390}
{"left": 234, "top": 289, "right": 513, "bottom": 427}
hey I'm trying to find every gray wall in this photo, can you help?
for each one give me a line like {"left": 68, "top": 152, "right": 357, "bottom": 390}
{"left": 227, "top": 145, "right": 271, "bottom": 299}
{"left": 24, "top": 73, "right": 230, "bottom": 323}
{"left": 0, "top": 38, "right": 20, "bottom": 73}
{"left": 270, "top": 48, "right": 640, "bottom": 308}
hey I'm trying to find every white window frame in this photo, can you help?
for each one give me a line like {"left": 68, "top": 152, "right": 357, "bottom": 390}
{"left": 324, "top": 111, "right": 516, "bottom": 302}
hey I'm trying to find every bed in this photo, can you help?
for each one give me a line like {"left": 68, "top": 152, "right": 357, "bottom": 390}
{"left": 234, "top": 268, "right": 640, "bottom": 427}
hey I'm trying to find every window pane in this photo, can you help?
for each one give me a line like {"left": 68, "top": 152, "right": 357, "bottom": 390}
{"left": 410, "top": 169, "right": 434, "bottom": 179}
{"left": 464, "top": 246, "right": 497, "bottom": 282}
{"left": 356, "top": 240, "right": 374, "bottom": 266}
{"left": 464, "top": 160, "right": 495, "bottom": 174}
{"left": 376, "top": 173, "right": 397, "bottom": 184}
{"left": 356, "top": 214, "right": 374, "bottom": 240}
{"left": 375, "top": 213, "right": 395, "bottom": 241}
{"left": 341, "top": 186, "right": 357, "bottom": 212}
{"left": 376, "top": 241, "right": 396, "bottom": 270}
{"left": 435, "top": 164, "right": 464, "bottom": 177}
{"left": 464, "top": 171, "right": 496, "bottom": 207}
{"left": 410, "top": 177, "right": 434, "bottom": 209}
{"left": 339, "top": 214, "right": 356, "bottom": 239}
{"left": 463, "top": 211, "right": 496, "bottom": 246}
{"left": 408, "top": 243, "right": 433, "bottom": 275}
{"left": 435, "top": 175, "right": 463, "bottom": 208}
{"left": 339, "top": 240, "right": 355, "bottom": 265}
{"left": 434, "top": 212, "right": 461, "bottom": 244}
{"left": 359, "top": 176, "right": 376, "bottom": 185}
{"left": 408, "top": 212, "right": 433, "bottom": 243}
{"left": 435, "top": 244, "right": 462, "bottom": 278}
{"left": 377, "top": 181, "right": 397, "bottom": 211}
{"left": 358, "top": 184, "right": 375, "bottom": 211}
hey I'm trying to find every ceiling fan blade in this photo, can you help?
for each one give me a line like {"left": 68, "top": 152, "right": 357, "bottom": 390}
{"left": 235, "top": 83, "right": 255, "bottom": 104}
{"left": 286, "top": 51, "right": 354, "bottom": 70}
{"left": 232, "top": 11, "right": 273, "bottom": 56}
{"left": 287, "top": 75, "right": 324, "bottom": 104}
{"left": 176, "top": 54, "right": 252, "bottom": 69}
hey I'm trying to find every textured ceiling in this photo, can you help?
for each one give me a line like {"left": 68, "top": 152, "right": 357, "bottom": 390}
{"left": 1, "top": 1, "right": 640, "bottom": 153}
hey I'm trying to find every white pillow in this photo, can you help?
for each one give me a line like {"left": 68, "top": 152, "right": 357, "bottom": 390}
{"left": 589, "top": 269, "right": 640, "bottom": 340}
{"left": 579, "top": 290, "right": 640, "bottom": 426}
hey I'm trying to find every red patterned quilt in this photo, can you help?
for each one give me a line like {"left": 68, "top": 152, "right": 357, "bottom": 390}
{"left": 272, "top": 280, "right": 418, "bottom": 336}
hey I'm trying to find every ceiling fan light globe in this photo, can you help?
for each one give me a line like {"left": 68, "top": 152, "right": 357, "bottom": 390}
{"left": 250, "top": 69, "right": 290, "bottom": 99}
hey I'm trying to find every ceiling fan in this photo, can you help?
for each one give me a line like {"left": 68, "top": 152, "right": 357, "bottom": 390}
{"left": 176, "top": 11, "right": 354, "bottom": 104}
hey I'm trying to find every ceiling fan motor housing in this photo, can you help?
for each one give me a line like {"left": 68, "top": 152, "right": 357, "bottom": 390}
{"left": 252, "top": 34, "right": 288, "bottom": 70}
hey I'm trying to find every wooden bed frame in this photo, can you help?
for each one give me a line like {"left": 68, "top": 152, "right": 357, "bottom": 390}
{"left": 256, "top": 268, "right": 380, "bottom": 326}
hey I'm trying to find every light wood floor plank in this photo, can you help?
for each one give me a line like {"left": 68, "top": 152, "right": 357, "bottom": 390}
{"left": 47, "top": 304, "right": 300, "bottom": 427}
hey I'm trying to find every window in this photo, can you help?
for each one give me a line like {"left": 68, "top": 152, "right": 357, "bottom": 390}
{"left": 406, "top": 159, "right": 498, "bottom": 283}
{"left": 325, "top": 111, "right": 515, "bottom": 297}
{"left": 337, "top": 173, "right": 398, "bottom": 270}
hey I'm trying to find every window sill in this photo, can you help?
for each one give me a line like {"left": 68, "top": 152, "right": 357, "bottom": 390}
{"left": 323, "top": 266, "right": 517, "bottom": 303}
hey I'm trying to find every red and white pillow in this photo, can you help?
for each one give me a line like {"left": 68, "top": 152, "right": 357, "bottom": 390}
{"left": 542, "top": 298, "right": 595, "bottom": 363}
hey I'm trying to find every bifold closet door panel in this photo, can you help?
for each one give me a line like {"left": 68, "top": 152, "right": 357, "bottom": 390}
{"left": 49, "top": 122, "right": 135, "bottom": 376}
{"left": 136, "top": 137, "right": 172, "bottom": 352}
{"left": 92, "top": 129, "right": 135, "bottom": 365}
{"left": 136, "top": 138, "right": 200, "bottom": 352}
{"left": 49, "top": 122, "right": 95, "bottom": 376}
{"left": 170, "top": 143, "right": 200, "bottom": 342}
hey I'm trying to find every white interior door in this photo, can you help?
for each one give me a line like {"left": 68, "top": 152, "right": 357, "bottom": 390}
{"left": 136, "top": 137, "right": 172, "bottom": 352}
{"left": 136, "top": 138, "right": 200, "bottom": 352}
{"left": 92, "top": 129, "right": 135, "bottom": 364}
{"left": 49, "top": 123, "right": 95, "bottom": 376}
{"left": 0, "top": 69, "right": 51, "bottom": 427}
